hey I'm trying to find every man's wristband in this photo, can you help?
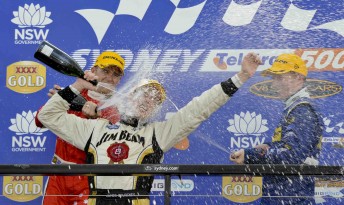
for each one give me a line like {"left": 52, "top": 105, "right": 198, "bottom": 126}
{"left": 57, "top": 86, "right": 79, "bottom": 104}
{"left": 220, "top": 77, "right": 239, "bottom": 97}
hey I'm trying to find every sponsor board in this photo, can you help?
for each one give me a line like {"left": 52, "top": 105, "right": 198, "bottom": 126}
{"left": 71, "top": 49, "right": 205, "bottom": 72}
{"left": 250, "top": 79, "right": 342, "bottom": 99}
{"left": 322, "top": 137, "right": 344, "bottom": 143}
{"left": 322, "top": 137, "right": 344, "bottom": 148}
{"left": 222, "top": 175, "right": 262, "bottom": 203}
{"left": 6, "top": 61, "right": 46, "bottom": 94}
{"left": 202, "top": 49, "right": 293, "bottom": 72}
{"left": 202, "top": 48, "right": 344, "bottom": 72}
{"left": 315, "top": 177, "right": 344, "bottom": 200}
{"left": 151, "top": 179, "right": 194, "bottom": 192}
{"left": 296, "top": 49, "right": 344, "bottom": 71}
{"left": 11, "top": 3, "right": 52, "bottom": 44}
{"left": 9, "top": 110, "right": 48, "bottom": 152}
{"left": 71, "top": 48, "right": 344, "bottom": 73}
{"left": 3, "top": 176, "right": 43, "bottom": 202}
{"left": 227, "top": 111, "right": 269, "bottom": 136}
{"left": 143, "top": 165, "right": 179, "bottom": 172}
{"left": 227, "top": 111, "right": 268, "bottom": 149}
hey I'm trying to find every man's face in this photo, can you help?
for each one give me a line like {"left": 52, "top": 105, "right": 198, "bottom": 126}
{"left": 92, "top": 66, "right": 123, "bottom": 94}
{"left": 127, "top": 86, "right": 162, "bottom": 119}
{"left": 270, "top": 72, "right": 301, "bottom": 100}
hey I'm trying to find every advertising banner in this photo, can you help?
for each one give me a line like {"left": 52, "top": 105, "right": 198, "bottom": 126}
{"left": 1, "top": 0, "right": 343, "bottom": 204}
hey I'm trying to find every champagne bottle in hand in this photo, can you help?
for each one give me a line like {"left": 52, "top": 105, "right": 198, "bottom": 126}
{"left": 34, "top": 41, "right": 97, "bottom": 85}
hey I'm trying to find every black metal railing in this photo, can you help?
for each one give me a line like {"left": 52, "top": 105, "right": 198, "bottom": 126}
{"left": 0, "top": 164, "right": 343, "bottom": 204}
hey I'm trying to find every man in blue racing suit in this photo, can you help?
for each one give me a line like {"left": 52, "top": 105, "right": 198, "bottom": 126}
{"left": 230, "top": 53, "right": 323, "bottom": 205}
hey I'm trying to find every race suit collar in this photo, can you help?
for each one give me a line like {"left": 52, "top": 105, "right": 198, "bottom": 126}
{"left": 284, "top": 87, "right": 310, "bottom": 110}
{"left": 120, "top": 116, "right": 139, "bottom": 127}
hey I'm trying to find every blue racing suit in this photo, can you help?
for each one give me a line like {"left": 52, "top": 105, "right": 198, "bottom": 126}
{"left": 244, "top": 87, "right": 323, "bottom": 205}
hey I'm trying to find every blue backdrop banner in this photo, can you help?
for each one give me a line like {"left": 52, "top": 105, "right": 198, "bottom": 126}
{"left": 1, "top": 0, "right": 343, "bottom": 204}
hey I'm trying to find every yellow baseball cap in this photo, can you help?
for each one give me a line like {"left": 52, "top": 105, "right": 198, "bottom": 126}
{"left": 133, "top": 79, "right": 166, "bottom": 104}
{"left": 94, "top": 51, "right": 125, "bottom": 73}
{"left": 261, "top": 53, "right": 307, "bottom": 77}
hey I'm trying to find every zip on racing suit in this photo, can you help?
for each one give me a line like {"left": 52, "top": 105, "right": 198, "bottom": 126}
{"left": 244, "top": 87, "right": 323, "bottom": 205}
{"left": 37, "top": 76, "right": 241, "bottom": 205}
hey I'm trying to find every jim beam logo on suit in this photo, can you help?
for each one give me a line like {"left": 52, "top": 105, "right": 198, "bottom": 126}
{"left": 3, "top": 175, "right": 43, "bottom": 202}
{"left": 6, "top": 61, "right": 46, "bottom": 94}
{"left": 96, "top": 130, "right": 145, "bottom": 147}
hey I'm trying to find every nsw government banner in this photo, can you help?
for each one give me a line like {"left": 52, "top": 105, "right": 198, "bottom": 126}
{"left": 0, "top": 0, "right": 343, "bottom": 204}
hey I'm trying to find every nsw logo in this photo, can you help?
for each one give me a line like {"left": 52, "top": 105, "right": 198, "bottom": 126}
{"left": 9, "top": 110, "right": 48, "bottom": 152}
{"left": 11, "top": 3, "right": 52, "bottom": 44}
{"left": 227, "top": 111, "right": 268, "bottom": 136}
{"left": 227, "top": 111, "right": 268, "bottom": 148}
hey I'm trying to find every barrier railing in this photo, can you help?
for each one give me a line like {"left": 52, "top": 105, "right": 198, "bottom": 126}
{"left": 0, "top": 164, "right": 343, "bottom": 204}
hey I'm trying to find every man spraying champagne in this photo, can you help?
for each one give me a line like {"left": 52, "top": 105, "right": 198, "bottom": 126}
{"left": 35, "top": 50, "right": 126, "bottom": 205}
{"left": 38, "top": 53, "right": 262, "bottom": 204}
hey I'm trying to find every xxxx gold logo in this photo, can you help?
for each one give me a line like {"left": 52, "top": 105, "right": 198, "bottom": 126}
{"left": 7, "top": 61, "right": 46, "bottom": 94}
{"left": 222, "top": 175, "right": 262, "bottom": 203}
{"left": 250, "top": 79, "right": 342, "bottom": 99}
{"left": 3, "top": 176, "right": 43, "bottom": 202}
